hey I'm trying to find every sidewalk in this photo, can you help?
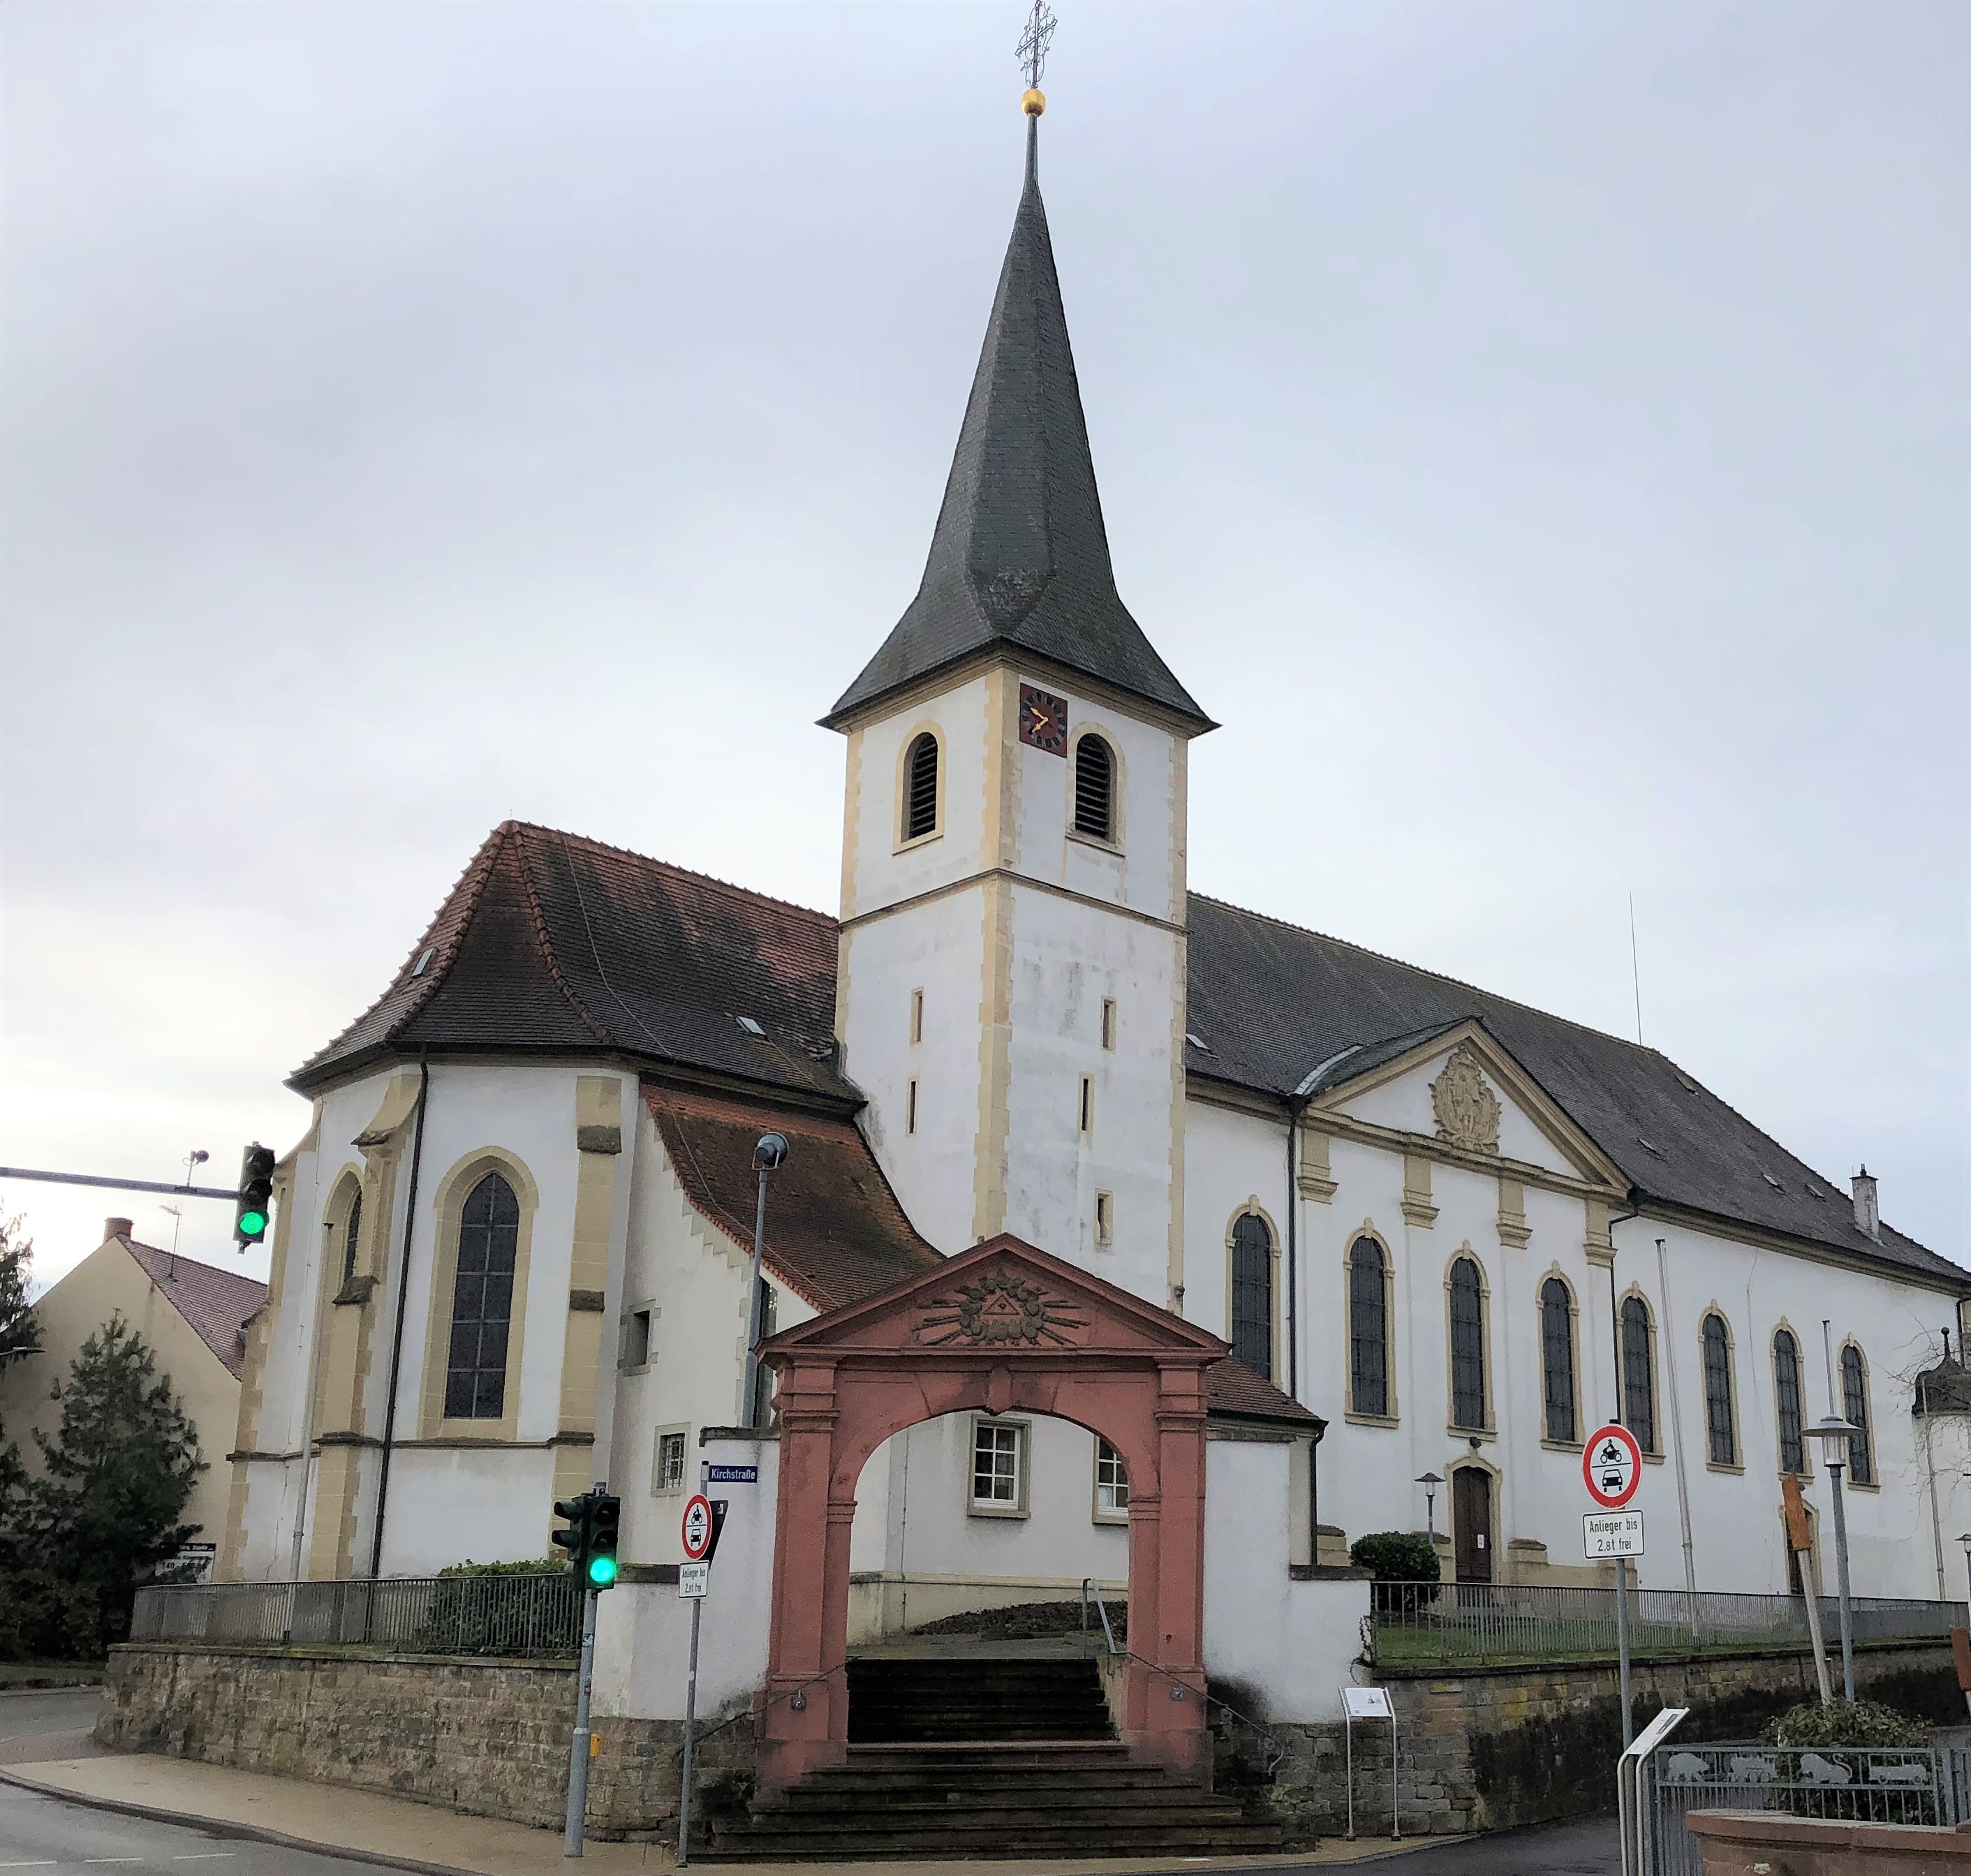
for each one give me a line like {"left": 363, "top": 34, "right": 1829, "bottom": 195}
{"left": 0, "top": 1747, "right": 1428, "bottom": 1875}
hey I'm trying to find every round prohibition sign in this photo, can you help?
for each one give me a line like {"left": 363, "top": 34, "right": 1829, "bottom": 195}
{"left": 1583, "top": 1423, "right": 1642, "bottom": 1509}
{"left": 681, "top": 1491, "right": 715, "bottom": 1561}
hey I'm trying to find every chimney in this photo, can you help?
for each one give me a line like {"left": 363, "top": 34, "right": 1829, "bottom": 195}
{"left": 105, "top": 1216, "right": 133, "bottom": 1241}
{"left": 1851, "top": 1167, "right": 1880, "bottom": 1242}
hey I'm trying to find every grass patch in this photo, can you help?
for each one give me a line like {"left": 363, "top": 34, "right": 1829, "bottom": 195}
{"left": 0, "top": 1661, "right": 104, "bottom": 1689}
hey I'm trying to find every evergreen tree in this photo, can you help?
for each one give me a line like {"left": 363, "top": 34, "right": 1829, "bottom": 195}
{"left": 0, "top": 1213, "right": 36, "bottom": 1370}
{"left": 24, "top": 1314, "right": 205, "bottom": 1650}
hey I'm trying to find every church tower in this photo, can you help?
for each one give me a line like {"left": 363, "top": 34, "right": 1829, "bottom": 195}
{"left": 824, "top": 94, "right": 1214, "bottom": 1312}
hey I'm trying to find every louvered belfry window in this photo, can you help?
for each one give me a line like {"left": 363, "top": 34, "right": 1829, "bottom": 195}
{"left": 1448, "top": 1256, "right": 1486, "bottom": 1429}
{"left": 1348, "top": 1236, "right": 1388, "bottom": 1417}
{"left": 903, "top": 732, "right": 939, "bottom": 841}
{"left": 445, "top": 1172, "right": 520, "bottom": 1420}
{"left": 1230, "top": 1213, "right": 1274, "bottom": 1380}
{"left": 1072, "top": 735, "right": 1114, "bottom": 841}
{"left": 1540, "top": 1277, "right": 1575, "bottom": 1445}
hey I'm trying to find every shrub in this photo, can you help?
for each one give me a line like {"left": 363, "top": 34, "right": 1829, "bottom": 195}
{"left": 1763, "top": 1699, "right": 1936, "bottom": 1822}
{"left": 1350, "top": 1530, "right": 1441, "bottom": 1613}
{"left": 436, "top": 1558, "right": 568, "bottom": 1579}
{"left": 1766, "top": 1698, "right": 1929, "bottom": 1750}
{"left": 413, "top": 1560, "right": 580, "bottom": 1657}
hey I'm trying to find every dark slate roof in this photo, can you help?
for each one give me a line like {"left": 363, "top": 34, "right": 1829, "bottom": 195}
{"left": 120, "top": 1236, "right": 267, "bottom": 1380}
{"left": 1184, "top": 894, "right": 1966, "bottom": 1291}
{"left": 644, "top": 1085, "right": 942, "bottom": 1315}
{"left": 290, "top": 822, "right": 852, "bottom": 1103}
{"left": 825, "top": 124, "right": 1211, "bottom": 734}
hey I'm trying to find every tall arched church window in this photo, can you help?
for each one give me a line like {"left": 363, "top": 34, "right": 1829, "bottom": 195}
{"left": 1072, "top": 735, "right": 1114, "bottom": 841}
{"left": 1448, "top": 1256, "right": 1486, "bottom": 1430}
{"left": 1540, "top": 1277, "right": 1575, "bottom": 1444}
{"left": 1348, "top": 1236, "right": 1389, "bottom": 1417}
{"left": 903, "top": 732, "right": 939, "bottom": 841}
{"left": 445, "top": 1172, "right": 520, "bottom": 1420}
{"left": 1621, "top": 1296, "right": 1656, "bottom": 1453}
{"left": 1230, "top": 1213, "right": 1274, "bottom": 1381}
{"left": 1701, "top": 1313, "right": 1736, "bottom": 1467}
{"left": 1773, "top": 1328, "right": 1806, "bottom": 1475}
{"left": 340, "top": 1188, "right": 364, "bottom": 1287}
{"left": 1840, "top": 1345, "right": 1873, "bottom": 1485}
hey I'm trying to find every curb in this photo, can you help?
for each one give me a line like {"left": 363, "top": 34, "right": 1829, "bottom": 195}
{"left": 0, "top": 1764, "right": 499, "bottom": 1876}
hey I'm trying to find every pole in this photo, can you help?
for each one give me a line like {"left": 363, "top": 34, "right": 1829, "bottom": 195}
{"left": 563, "top": 1582, "right": 600, "bottom": 1856}
{"left": 0, "top": 1165, "right": 236, "bottom": 1202}
{"left": 739, "top": 1167, "right": 769, "bottom": 1428}
{"left": 1828, "top": 1460, "right": 1856, "bottom": 1701}
{"left": 1654, "top": 1239, "right": 1697, "bottom": 1601}
{"left": 1615, "top": 1556, "right": 1633, "bottom": 1748}
{"left": 1345, "top": 1706, "right": 1354, "bottom": 1840}
{"left": 1798, "top": 1559, "right": 1833, "bottom": 1706}
{"left": 677, "top": 1593, "right": 704, "bottom": 1866}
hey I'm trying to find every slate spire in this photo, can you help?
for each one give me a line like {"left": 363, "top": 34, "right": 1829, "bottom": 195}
{"left": 824, "top": 109, "right": 1212, "bottom": 732}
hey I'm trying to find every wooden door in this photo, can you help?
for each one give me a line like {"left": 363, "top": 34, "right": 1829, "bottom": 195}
{"left": 1453, "top": 1468, "right": 1493, "bottom": 1584}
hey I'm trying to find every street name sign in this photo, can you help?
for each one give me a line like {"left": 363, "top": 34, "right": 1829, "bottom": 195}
{"left": 1584, "top": 1510, "right": 1644, "bottom": 1559}
{"left": 679, "top": 1560, "right": 710, "bottom": 1599}
{"left": 1583, "top": 1424, "right": 1642, "bottom": 1509}
{"left": 707, "top": 1465, "right": 758, "bottom": 1484}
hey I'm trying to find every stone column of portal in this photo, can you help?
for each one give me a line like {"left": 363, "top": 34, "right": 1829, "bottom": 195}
{"left": 1144, "top": 1364, "right": 1210, "bottom": 1783}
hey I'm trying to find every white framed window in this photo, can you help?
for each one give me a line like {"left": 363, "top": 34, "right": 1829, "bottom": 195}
{"left": 1093, "top": 1190, "right": 1114, "bottom": 1246}
{"left": 653, "top": 1426, "right": 689, "bottom": 1495}
{"left": 906, "top": 1077, "right": 919, "bottom": 1135}
{"left": 969, "top": 1416, "right": 1028, "bottom": 1518}
{"left": 910, "top": 987, "right": 924, "bottom": 1045}
{"left": 1093, "top": 1438, "right": 1129, "bottom": 1523}
{"left": 1078, "top": 1074, "right": 1093, "bottom": 1133}
{"left": 621, "top": 1304, "right": 654, "bottom": 1373}
{"left": 1100, "top": 998, "right": 1117, "bottom": 1051}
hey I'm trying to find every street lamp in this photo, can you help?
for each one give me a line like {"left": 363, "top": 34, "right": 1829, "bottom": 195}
{"left": 1805, "top": 1416, "right": 1861, "bottom": 1701}
{"left": 1417, "top": 1472, "right": 1443, "bottom": 1546}
{"left": 1958, "top": 1534, "right": 1971, "bottom": 1630}
{"left": 739, "top": 1133, "right": 789, "bottom": 1428}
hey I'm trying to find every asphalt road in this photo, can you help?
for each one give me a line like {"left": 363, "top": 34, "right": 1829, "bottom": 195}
{"left": 0, "top": 1690, "right": 103, "bottom": 1767}
{"left": 1316, "top": 1816, "right": 1618, "bottom": 1872}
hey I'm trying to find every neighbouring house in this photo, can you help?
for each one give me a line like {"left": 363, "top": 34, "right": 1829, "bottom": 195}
{"left": 2, "top": 1219, "right": 265, "bottom": 1579}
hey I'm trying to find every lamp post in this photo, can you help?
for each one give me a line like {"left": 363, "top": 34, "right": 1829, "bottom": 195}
{"left": 739, "top": 1133, "right": 788, "bottom": 1428}
{"left": 1805, "top": 1416, "right": 1861, "bottom": 1701}
{"left": 1417, "top": 1472, "right": 1442, "bottom": 1545}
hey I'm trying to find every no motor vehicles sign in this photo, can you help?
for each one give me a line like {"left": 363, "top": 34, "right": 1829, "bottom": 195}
{"left": 1583, "top": 1424, "right": 1642, "bottom": 1509}
{"left": 681, "top": 1493, "right": 715, "bottom": 1560}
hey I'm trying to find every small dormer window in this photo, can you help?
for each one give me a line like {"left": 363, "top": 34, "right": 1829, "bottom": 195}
{"left": 408, "top": 947, "right": 436, "bottom": 980}
{"left": 1072, "top": 734, "right": 1114, "bottom": 841}
{"left": 903, "top": 732, "right": 940, "bottom": 842}
{"left": 735, "top": 1015, "right": 765, "bottom": 1037}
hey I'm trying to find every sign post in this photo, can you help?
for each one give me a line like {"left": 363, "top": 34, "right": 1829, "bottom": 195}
{"left": 1584, "top": 1425, "right": 1644, "bottom": 1748}
{"left": 1782, "top": 1473, "right": 1833, "bottom": 1706}
{"left": 1341, "top": 1687, "right": 1398, "bottom": 1841}
{"left": 675, "top": 1493, "right": 721, "bottom": 1869}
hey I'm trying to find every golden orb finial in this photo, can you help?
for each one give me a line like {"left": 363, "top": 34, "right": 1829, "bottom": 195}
{"left": 1022, "top": 86, "right": 1047, "bottom": 117}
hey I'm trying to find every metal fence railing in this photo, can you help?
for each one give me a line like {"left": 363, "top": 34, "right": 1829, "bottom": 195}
{"left": 130, "top": 1572, "right": 582, "bottom": 1658}
{"left": 1640, "top": 1737, "right": 1963, "bottom": 1876}
{"left": 1368, "top": 1581, "right": 1961, "bottom": 1669}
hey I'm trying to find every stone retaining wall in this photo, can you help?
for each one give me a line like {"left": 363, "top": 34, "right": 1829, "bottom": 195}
{"left": 1213, "top": 1637, "right": 1964, "bottom": 1840}
{"left": 96, "top": 1644, "right": 754, "bottom": 1842}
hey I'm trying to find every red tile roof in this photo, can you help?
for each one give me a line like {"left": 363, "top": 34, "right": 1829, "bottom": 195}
{"left": 644, "top": 1086, "right": 942, "bottom": 1315}
{"left": 119, "top": 1237, "right": 267, "bottom": 1380}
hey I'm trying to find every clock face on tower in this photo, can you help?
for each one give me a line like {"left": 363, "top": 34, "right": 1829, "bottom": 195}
{"left": 1017, "top": 684, "right": 1068, "bottom": 755}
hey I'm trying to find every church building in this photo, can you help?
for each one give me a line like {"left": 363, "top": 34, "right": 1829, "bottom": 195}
{"left": 218, "top": 87, "right": 1970, "bottom": 1639}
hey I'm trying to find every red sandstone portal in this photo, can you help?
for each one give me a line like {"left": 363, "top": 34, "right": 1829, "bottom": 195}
{"left": 755, "top": 1234, "right": 1225, "bottom": 1792}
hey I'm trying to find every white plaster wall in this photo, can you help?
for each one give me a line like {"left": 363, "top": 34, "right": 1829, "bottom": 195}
{"left": 1000, "top": 883, "right": 1180, "bottom": 1293}
{"left": 1188, "top": 1091, "right": 1969, "bottom": 1604}
{"left": 1182, "top": 1098, "right": 1292, "bottom": 1361}
{"left": 592, "top": 1433, "right": 779, "bottom": 1722}
{"left": 1203, "top": 1438, "right": 1370, "bottom": 1723}
{"left": 1333, "top": 1056, "right": 1579, "bottom": 1180}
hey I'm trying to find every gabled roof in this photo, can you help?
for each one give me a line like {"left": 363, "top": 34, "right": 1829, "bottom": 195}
{"left": 644, "top": 1085, "right": 941, "bottom": 1315}
{"left": 824, "top": 124, "right": 1211, "bottom": 734}
{"left": 119, "top": 1236, "right": 267, "bottom": 1380}
{"left": 1183, "top": 894, "right": 1965, "bottom": 1289}
{"left": 290, "top": 822, "right": 853, "bottom": 1102}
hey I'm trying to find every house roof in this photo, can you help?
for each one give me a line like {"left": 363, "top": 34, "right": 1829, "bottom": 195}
{"left": 294, "top": 823, "right": 1956, "bottom": 1290}
{"left": 644, "top": 1085, "right": 942, "bottom": 1315}
{"left": 824, "top": 122, "right": 1211, "bottom": 735}
{"left": 1183, "top": 894, "right": 1965, "bottom": 1290}
{"left": 290, "top": 822, "right": 853, "bottom": 1103}
{"left": 119, "top": 1236, "right": 267, "bottom": 1380}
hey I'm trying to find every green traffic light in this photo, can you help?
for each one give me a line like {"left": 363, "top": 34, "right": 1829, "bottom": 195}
{"left": 587, "top": 1555, "right": 617, "bottom": 1586}
{"left": 239, "top": 1210, "right": 267, "bottom": 1238}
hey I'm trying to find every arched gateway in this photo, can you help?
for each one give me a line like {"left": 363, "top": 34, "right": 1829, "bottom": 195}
{"left": 755, "top": 1234, "right": 1225, "bottom": 1791}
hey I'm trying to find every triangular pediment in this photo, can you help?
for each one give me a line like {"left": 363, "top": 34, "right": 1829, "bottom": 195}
{"left": 1313, "top": 1020, "right": 1626, "bottom": 1190}
{"left": 760, "top": 1234, "right": 1229, "bottom": 1365}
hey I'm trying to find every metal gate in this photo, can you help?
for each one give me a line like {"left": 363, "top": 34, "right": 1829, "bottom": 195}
{"left": 1620, "top": 1709, "right": 1961, "bottom": 1876}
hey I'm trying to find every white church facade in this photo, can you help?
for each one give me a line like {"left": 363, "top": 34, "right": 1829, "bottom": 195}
{"left": 218, "top": 102, "right": 1971, "bottom": 1648}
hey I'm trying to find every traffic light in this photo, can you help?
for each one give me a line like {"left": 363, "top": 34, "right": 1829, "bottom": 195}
{"left": 235, "top": 1144, "right": 276, "bottom": 1248}
{"left": 552, "top": 1492, "right": 595, "bottom": 1576}
{"left": 587, "top": 1493, "right": 620, "bottom": 1589}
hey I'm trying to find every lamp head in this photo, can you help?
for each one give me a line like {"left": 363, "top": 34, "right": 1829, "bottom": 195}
{"left": 753, "top": 1132, "right": 789, "bottom": 1172}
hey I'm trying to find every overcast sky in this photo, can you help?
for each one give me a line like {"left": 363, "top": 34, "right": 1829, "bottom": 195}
{"left": 3, "top": 1, "right": 1965, "bottom": 1296}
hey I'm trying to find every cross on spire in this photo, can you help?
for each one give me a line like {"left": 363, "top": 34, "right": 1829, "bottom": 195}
{"left": 1017, "top": 0, "right": 1056, "bottom": 91}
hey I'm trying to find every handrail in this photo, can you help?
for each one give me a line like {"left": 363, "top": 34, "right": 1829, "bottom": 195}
{"left": 1080, "top": 1578, "right": 1119, "bottom": 1655}
{"left": 689, "top": 1660, "right": 848, "bottom": 1749}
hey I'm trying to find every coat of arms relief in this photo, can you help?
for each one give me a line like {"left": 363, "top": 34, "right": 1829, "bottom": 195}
{"left": 1430, "top": 1045, "right": 1502, "bottom": 1155}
